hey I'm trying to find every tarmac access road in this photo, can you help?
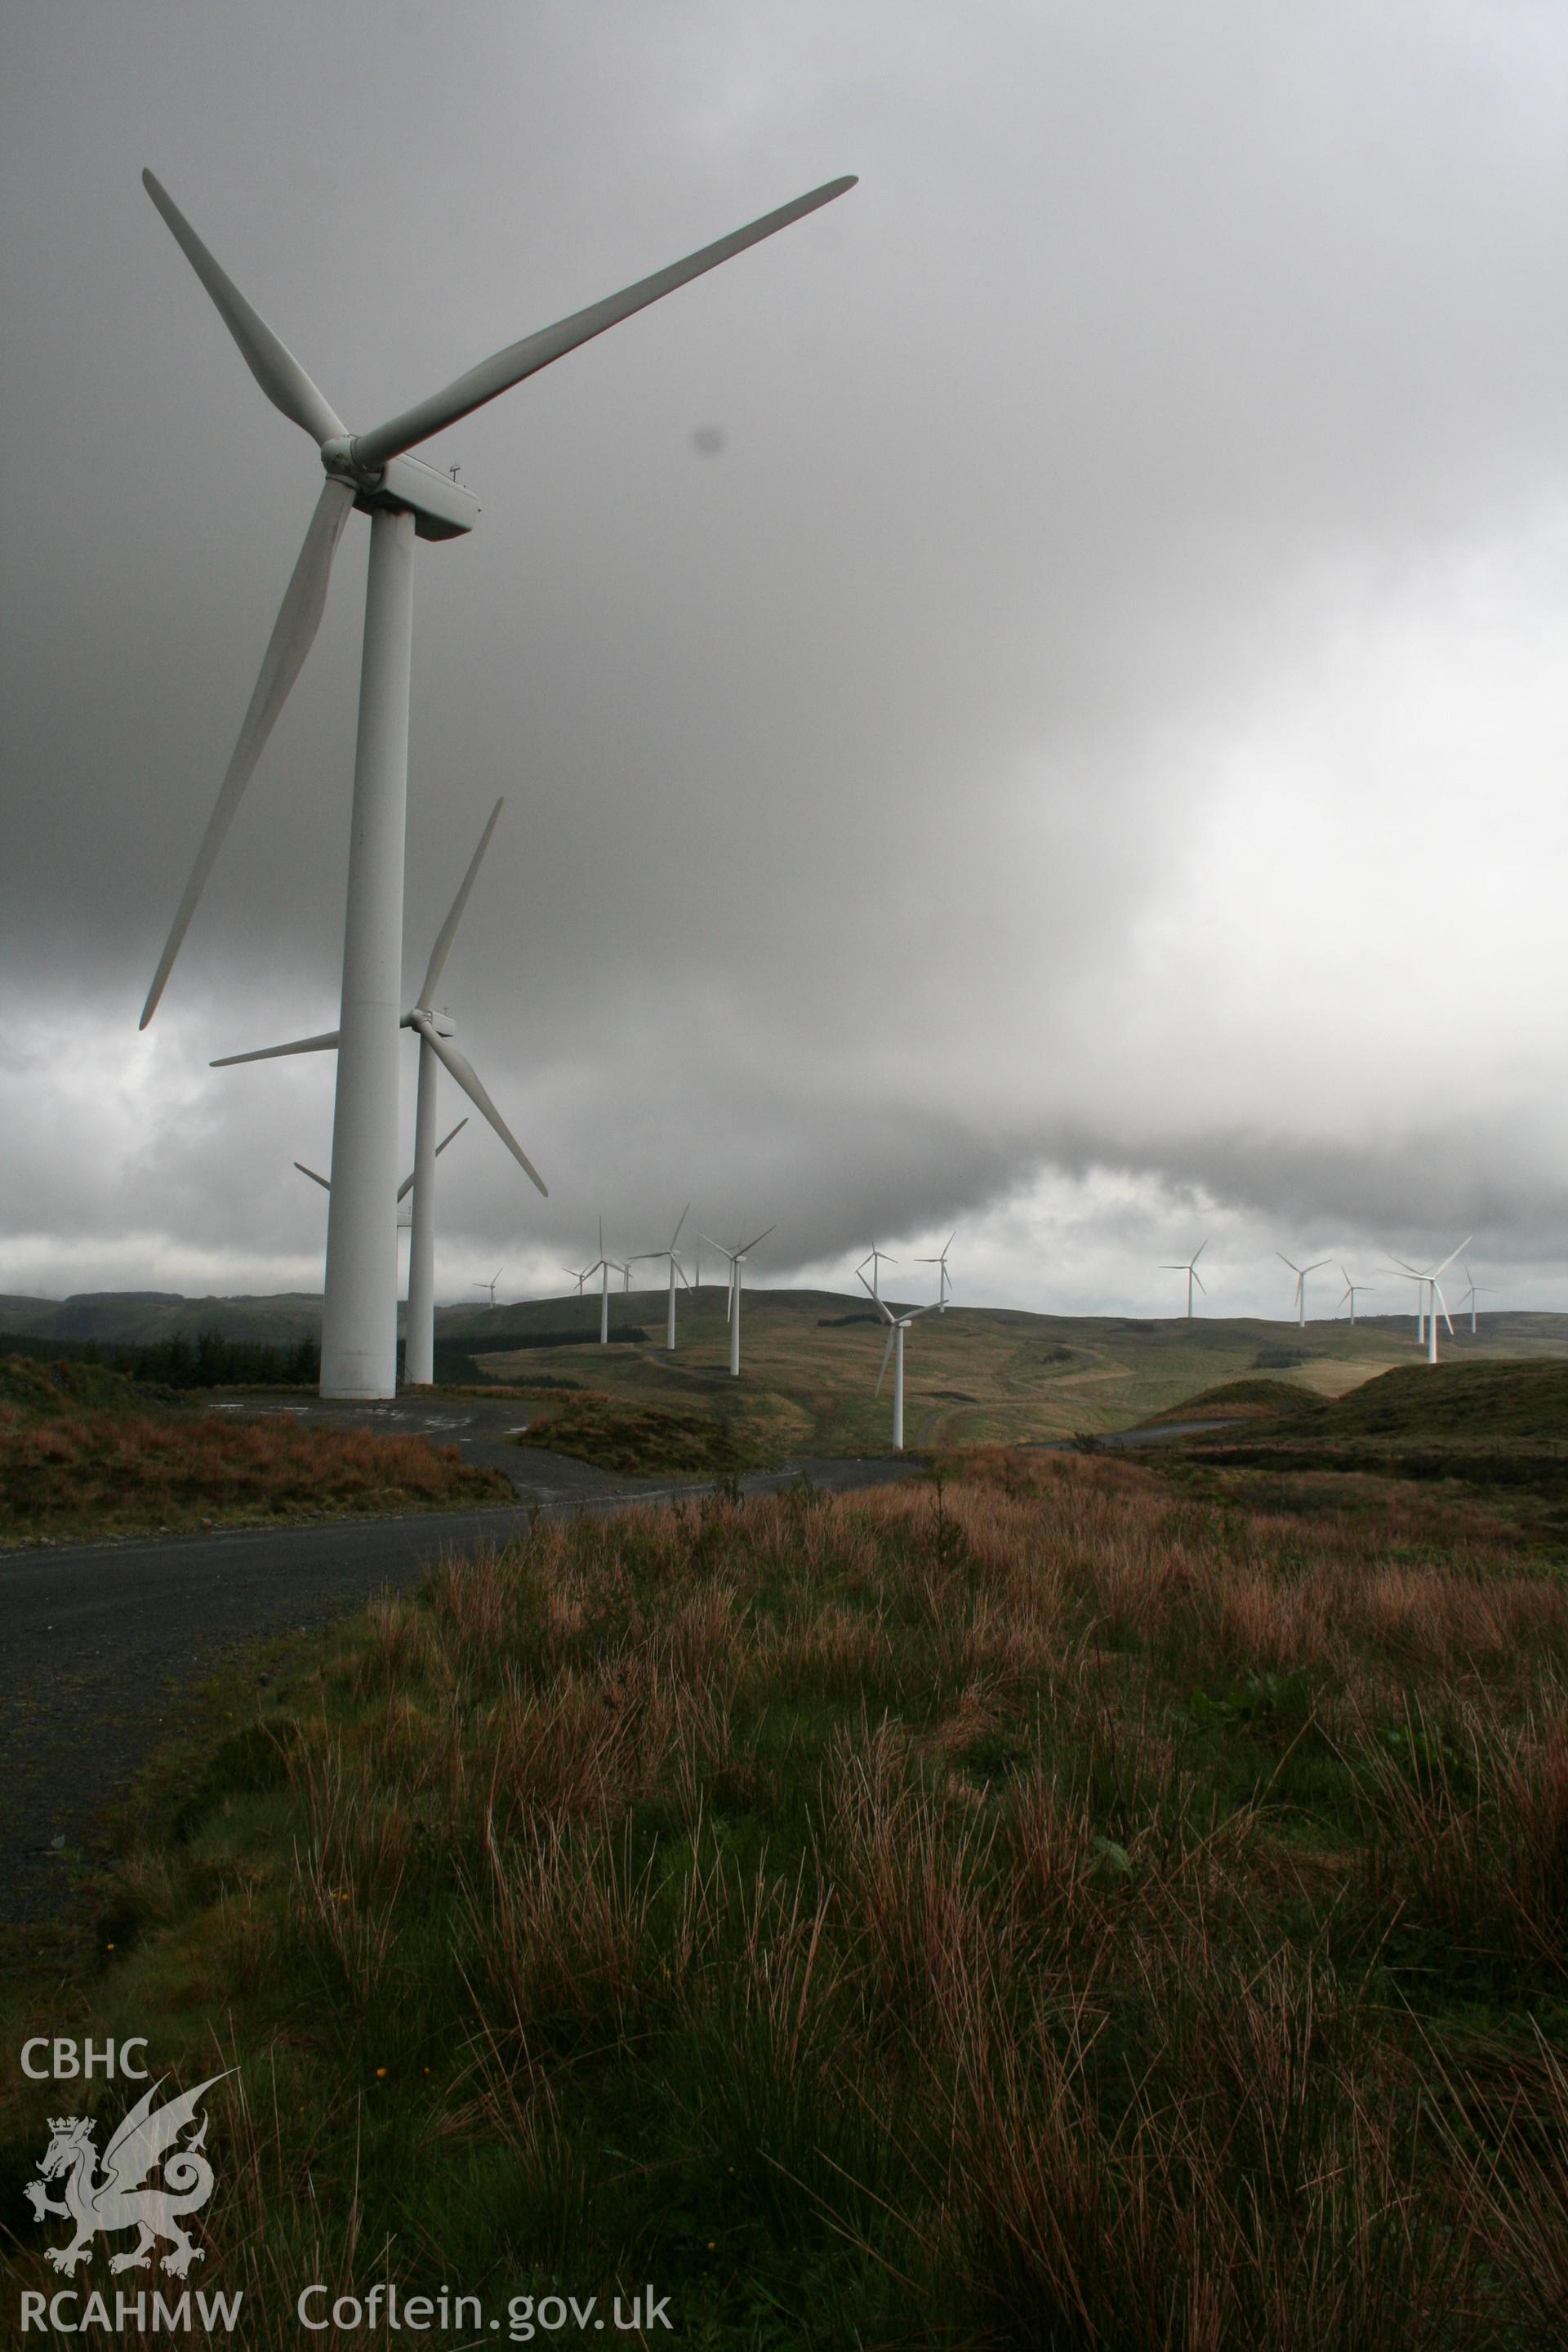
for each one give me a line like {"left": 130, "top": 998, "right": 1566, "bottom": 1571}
{"left": 0, "top": 1451, "right": 921, "bottom": 1925}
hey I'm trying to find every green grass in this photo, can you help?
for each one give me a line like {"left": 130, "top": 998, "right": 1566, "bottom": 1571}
{"left": 4, "top": 1449, "right": 1566, "bottom": 2345}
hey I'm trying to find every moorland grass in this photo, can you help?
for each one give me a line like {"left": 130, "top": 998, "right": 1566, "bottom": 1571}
{"left": 512, "top": 1388, "right": 775, "bottom": 1478}
{"left": 4, "top": 1450, "right": 1566, "bottom": 2345}
{"left": 0, "top": 1356, "right": 510, "bottom": 1543}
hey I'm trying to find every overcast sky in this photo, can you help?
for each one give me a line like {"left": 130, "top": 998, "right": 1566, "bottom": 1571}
{"left": 2, "top": 0, "right": 1565, "bottom": 1321}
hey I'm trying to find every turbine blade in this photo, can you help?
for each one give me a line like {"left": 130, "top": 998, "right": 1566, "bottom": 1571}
{"left": 1276, "top": 1253, "right": 1300, "bottom": 1272}
{"left": 420, "top": 797, "right": 504, "bottom": 1005}
{"left": 1432, "top": 1236, "right": 1472, "bottom": 1279}
{"left": 874, "top": 1325, "right": 897, "bottom": 1397}
{"left": 670, "top": 1202, "right": 690, "bottom": 1253}
{"left": 738, "top": 1223, "right": 776, "bottom": 1256}
{"left": 1192, "top": 1269, "right": 1206, "bottom": 1294}
{"left": 414, "top": 1018, "right": 546, "bottom": 1196}
{"left": 140, "top": 477, "right": 354, "bottom": 1027}
{"left": 857, "top": 1268, "right": 895, "bottom": 1323}
{"left": 293, "top": 1160, "right": 330, "bottom": 1192}
{"left": 211, "top": 1027, "right": 341, "bottom": 1067}
{"left": 396, "top": 1168, "right": 416, "bottom": 1203}
{"left": 434, "top": 1116, "right": 469, "bottom": 1156}
{"left": 1192, "top": 1239, "right": 1207, "bottom": 1263}
{"left": 352, "top": 176, "right": 858, "bottom": 469}
{"left": 141, "top": 172, "right": 345, "bottom": 444}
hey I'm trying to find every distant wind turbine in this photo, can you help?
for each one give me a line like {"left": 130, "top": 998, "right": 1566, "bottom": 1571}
{"left": 212, "top": 799, "right": 544, "bottom": 1388}
{"left": 1459, "top": 1263, "right": 1496, "bottom": 1334}
{"left": 136, "top": 163, "right": 856, "bottom": 1401}
{"left": 699, "top": 1225, "right": 775, "bottom": 1376}
{"left": 1162, "top": 1241, "right": 1207, "bottom": 1318}
{"left": 1339, "top": 1267, "right": 1374, "bottom": 1327}
{"left": 915, "top": 1233, "right": 956, "bottom": 1312}
{"left": 1278, "top": 1253, "right": 1330, "bottom": 1329}
{"left": 1388, "top": 1238, "right": 1470, "bottom": 1364}
{"left": 562, "top": 1265, "right": 591, "bottom": 1298}
{"left": 859, "top": 1269, "right": 931, "bottom": 1451}
{"left": 633, "top": 1206, "right": 692, "bottom": 1352}
{"left": 583, "top": 1218, "right": 628, "bottom": 1346}
{"left": 472, "top": 1271, "right": 503, "bottom": 1311}
{"left": 858, "top": 1243, "right": 897, "bottom": 1303}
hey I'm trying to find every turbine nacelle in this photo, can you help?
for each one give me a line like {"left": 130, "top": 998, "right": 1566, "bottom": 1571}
{"left": 319, "top": 441, "right": 481, "bottom": 541}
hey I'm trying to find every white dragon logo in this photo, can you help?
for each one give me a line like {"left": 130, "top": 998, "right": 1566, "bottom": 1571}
{"left": 24, "top": 2072, "right": 231, "bottom": 2278}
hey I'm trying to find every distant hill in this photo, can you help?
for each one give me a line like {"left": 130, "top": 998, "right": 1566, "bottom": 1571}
{"left": 3, "top": 1290, "right": 1566, "bottom": 1450}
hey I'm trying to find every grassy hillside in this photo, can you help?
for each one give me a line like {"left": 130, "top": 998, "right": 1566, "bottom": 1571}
{"left": 8, "top": 1452, "right": 1564, "bottom": 2342}
{"left": 6, "top": 1289, "right": 1565, "bottom": 1456}
{"left": 465, "top": 1288, "right": 1568, "bottom": 1454}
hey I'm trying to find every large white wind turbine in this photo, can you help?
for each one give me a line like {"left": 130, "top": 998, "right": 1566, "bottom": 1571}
{"left": 136, "top": 166, "right": 857, "bottom": 1401}
{"left": 1161, "top": 1242, "right": 1207, "bottom": 1318}
{"left": 212, "top": 800, "right": 542, "bottom": 1387}
{"left": 1339, "top": 1267, "right": 1374, "bottom": 1327}
{"left": 858, "top": 1270, "right": 931, "bottom": 1452}
{"left": 1388, "top": 1238, "right": 1471, "bottom": 1364}
{"left": 915, "top": 1233, "right": 956, "bottom": 1312}
{"left": 634, "top": 1207, "right": 693, "bottom": 1352}
{"left": 699, "top": 1225, "right": 776, "bottom": 1376}
{"left": 1278, "top": 1253, "right": 1330, "bottom": 1329}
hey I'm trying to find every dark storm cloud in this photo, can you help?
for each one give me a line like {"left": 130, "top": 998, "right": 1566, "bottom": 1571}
{"left": 2, "top": 0, "right": 1565, "bottom": 1304}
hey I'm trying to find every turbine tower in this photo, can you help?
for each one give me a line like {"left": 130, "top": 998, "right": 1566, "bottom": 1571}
{"left": 1339, "top": 1267, "right": 1374, "bottom": 1327}
{"left": 859, "top": 1270, "right": 931, "bottom": 1451}
{"left": 136, "top": 165, "right": 857, "bottom": 1401}
{"left": 212, "top": 801, "right": 543, "bottom": 1388}
{"left": 1161, "top": 1241, "right": 1207, "bottom": 1318}
{"left": 915, "top": 1233, "right": 956, "bottom": 1312}
{"left": 699, "top": 1225, "right": 775, "bottom": 1376}
{"left": 1277, "top": 1253, "right": 1330, "bottom": 1330}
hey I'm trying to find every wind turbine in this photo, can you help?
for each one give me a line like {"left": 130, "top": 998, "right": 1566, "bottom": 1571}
{"left": 136, "top": 165, "right": 857, "bottom": 1401}
{"left": 1339, "top": 1267, "right": 1374, "bottom": 1326}
{"left": 212, "top": 800, "right": 543, "bottom": 1387}
{"left": 473, "top": 1272, "right": 503, "bottom": 1311}
{"left": 699, "top": 1225, "right": 775, "bottom": 1376}
{"left": 562, "top": 1265, "right": 591, "bottom": 1298}
{"left": 859, "top": 1270, "right": 931, "bottom": 1451}
{"left": 634, "top": 1207, "right": 693, "bottom": 1351}
{"left": 915, "top": 1233, "right": 956, "bottom": 1312}
{"left": 1278, "top": 1253, "right": 1330, "bottom": 1329}
{"left": 1161, "top": 1242, "right": 1207, "bottom": 1318}
{"left": 583, "top": 1219, "right": 629, "bottom": 1346}
{"left": 1388, "top": 1238, "right": 1471, "bottom": 1364}
{"left": 858, "top": 1244, "right": 898, "bottom": 1303}
{"left": 1459, "top": 1264, "right": 1497, "bottom": 1334}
